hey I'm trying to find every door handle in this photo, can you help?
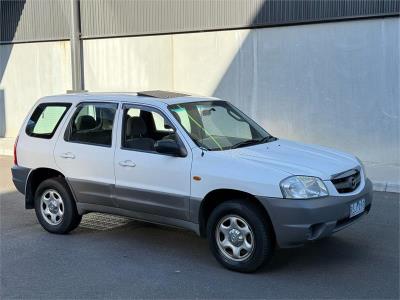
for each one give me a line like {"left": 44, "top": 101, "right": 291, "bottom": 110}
{"left": 119, "top": 160, "right": 136, "bottom": 167}
{"left": 60, "top": 152, "right": 75, "bottom": 159}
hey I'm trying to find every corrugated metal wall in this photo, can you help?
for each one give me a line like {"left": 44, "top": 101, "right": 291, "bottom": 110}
{"left": 1, "top": 0, "right": 399, "bottom": 43}
{"left": 0, "top": 0, "right": 70, "bottom": 43}
{"left": 80, "top": 0, "right": 400, "bottom": 38}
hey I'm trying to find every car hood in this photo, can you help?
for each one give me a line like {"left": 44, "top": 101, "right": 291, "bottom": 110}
{"left": 233, "top": 139, "right": 359, "bottom": 180}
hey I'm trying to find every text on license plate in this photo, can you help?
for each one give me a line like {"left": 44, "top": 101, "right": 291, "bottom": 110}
{"left": 349, "top": 199, "right": 366, "bottom": 218}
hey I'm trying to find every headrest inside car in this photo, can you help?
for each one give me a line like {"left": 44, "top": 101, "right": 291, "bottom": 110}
{"left": 76, "top": 115, "right": 96, "bottom": 131}
{"left": 126, "top": 116, "right": 147, "bottom": 137}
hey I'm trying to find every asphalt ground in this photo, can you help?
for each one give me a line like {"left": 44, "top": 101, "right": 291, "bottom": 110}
{"left": 1, "top": 156, "right": 399, "bottom": 299}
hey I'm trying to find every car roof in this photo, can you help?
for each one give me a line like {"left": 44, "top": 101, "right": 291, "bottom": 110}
{"left": 39, "top": 90, "right": 221, "bottom": 107}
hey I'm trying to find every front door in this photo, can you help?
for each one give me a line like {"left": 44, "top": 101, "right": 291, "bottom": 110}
{"left": 114, "top": 104, "right": 192, "bottom": 220}
{"left": 54, "top": 101, "right": 119, "bottom": 207}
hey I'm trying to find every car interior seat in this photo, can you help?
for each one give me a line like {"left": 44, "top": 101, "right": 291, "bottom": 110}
{"left": 125, "top": 116, "right": 155, "bottom": 151}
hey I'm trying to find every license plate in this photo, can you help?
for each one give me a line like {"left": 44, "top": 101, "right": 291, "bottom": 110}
{"left": 349, "top": 199, "right": 366, "bottom": 218}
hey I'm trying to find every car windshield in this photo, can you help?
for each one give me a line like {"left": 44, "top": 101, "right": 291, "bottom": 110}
{"left": 168, "top": 101, "right": 276, "bottom": 151}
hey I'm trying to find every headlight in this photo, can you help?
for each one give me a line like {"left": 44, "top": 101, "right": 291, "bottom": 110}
{"left": 280, "top": 176, "right": 329, "bottom": 199}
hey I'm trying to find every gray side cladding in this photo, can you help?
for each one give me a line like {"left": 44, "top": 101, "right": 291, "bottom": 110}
{"left": 2, "top": 0, "right": 399, "bottom": 43}
{"left": 66, "top": 177, "right": 191, "bottom": 221}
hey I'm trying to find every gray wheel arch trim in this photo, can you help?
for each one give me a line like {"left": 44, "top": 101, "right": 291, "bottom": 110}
{"left": 11, "top": 165, "right": 31, "bottom": 195}
{"left": 16, "top": 167, "right": 71, "bottom": 209}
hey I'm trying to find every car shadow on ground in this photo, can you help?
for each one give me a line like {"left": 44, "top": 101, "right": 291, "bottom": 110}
{"left": 62, "top": 206, "right": 368, "bottom": 274}
{"left": 1, "top": 189, "right": 371, "bottom": 275}
{"left": 266, "top": 236, "right": 366, "bottom": 273}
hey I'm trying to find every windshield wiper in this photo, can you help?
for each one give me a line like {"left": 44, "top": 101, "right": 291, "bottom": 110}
{"left": 231, "top": 139, "right": 262, "bottom": 149}
{"left": 258, "top": 136, "right": 278, "bottom": 144}
{"left": 231, "top": 136, "right": 278, "bottom": 149}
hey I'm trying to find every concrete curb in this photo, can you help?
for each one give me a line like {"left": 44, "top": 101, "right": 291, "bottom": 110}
{"left": 372, "top": 182, "right": 400, "bottom": 193}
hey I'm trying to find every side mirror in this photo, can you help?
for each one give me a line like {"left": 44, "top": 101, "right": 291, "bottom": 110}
{"left": 201, "top": 108, "right": 216, "bottom": 116}
{"left": 164, "top": 124, "right": 175, "bottom": 131}
{"left": 154, "top": 139, "right": 187, "bottom": 157}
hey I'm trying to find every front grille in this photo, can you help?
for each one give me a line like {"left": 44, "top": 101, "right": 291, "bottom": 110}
{"left": 331, "top": 168, "right": 361, "bottom": 193}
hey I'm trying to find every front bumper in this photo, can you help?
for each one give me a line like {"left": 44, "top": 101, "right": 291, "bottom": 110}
{"left": 258, "top": 179, "right": 373, "bottom": 248}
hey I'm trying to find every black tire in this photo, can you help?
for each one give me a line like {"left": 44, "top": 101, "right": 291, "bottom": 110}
{"left": 34, "top": 177, "right": 82, "bottom": 234}
{"left": 207, "top": 199, "right": 275, "bottom": 272}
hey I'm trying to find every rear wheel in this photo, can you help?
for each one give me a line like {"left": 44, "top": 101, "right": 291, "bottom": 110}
{"left": 34, "top": 178, "right": 81, "bottom": 234}
{"left": 207, "top": 199, "right": 275, "bottom": 272}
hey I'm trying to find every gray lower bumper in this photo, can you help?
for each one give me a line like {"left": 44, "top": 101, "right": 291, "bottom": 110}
{"left": 11, "top": 165, "right": 30, "bottom": 195}
{"left": 258, "top": 179, "right": 373, "bottom": 248}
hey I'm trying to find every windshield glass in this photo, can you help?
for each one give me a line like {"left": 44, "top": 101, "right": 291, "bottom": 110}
{"left": 168, "top": 101, "right": 274, "bottom": 151}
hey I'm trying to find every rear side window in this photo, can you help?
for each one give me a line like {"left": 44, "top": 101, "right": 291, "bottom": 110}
{"left": 26, "top": 103, "right": 71, "bottom": 139}
{"left": 65, "top": 102, "right": 118, "bottom": 147}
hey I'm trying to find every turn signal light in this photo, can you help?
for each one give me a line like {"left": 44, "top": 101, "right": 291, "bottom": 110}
{"left": 13, "top": 136, "right": 19, "bottom": 165}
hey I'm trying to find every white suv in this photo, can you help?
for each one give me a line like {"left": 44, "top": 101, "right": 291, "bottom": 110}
{"left": 12, "top": 91, "right": 372, "bottom": 272}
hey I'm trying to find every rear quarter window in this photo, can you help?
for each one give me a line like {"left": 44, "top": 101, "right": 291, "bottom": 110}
{"left": 26, "top": 103, "right": 71, "bottom": 139}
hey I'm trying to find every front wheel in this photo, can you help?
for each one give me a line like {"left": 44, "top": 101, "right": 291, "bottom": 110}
{"left": 207, "top": 200, "right": 275, "bottom": 272}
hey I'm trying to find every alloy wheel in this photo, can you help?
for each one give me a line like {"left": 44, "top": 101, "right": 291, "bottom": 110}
{"left": 40, "top": 189, "right": 64, "bottom": 226}
{"left": 215, "top": 215, "right": 255, "bottom": 261}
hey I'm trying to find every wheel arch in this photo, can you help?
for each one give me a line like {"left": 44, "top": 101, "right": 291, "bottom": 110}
{"left": 25, "top": 168, "right": 67, "bottom": 209}
{"left": 198, "top": 188, "right": 275, "bottom": 238}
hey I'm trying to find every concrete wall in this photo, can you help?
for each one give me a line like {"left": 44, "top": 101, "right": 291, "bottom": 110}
{"left": 173, "top": 18, "right": 400, "bottom": 169}
{"left": 83, "top": 35, "right": 173, "bottom": 92}
{"left": 0, "top": 41, "right": 72, "bottom": 154}
{"left": 0, "top": 17, "right": 399, "bottom": 188}
{"left": 0, "top": 41, "right": 72, "bottom": 139}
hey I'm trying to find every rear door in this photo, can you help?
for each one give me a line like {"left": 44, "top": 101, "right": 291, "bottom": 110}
{"left": 114, "top": 104, "right": 192, "bottom": 220}
{"left": 54, "top": 101, "right": 119, "bottom": 207}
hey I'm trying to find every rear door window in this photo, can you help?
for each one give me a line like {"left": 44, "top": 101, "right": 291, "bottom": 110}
{"left": 26, "top": 103, "right": 71, "bottom": 139}
{"left": 65, "top": 102, "right": 118, "bottom": 147}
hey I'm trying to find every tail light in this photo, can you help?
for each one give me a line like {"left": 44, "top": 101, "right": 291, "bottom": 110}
{"left": 13, "top": 136, "right": 19, "bottom": 165}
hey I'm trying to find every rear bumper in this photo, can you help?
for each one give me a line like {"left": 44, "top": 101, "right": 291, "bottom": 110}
{"left": 258, "top": 179, "right": 373, "bottom": 248}
{"left": 11, "top": 165, "right": 30, "bottom": 195}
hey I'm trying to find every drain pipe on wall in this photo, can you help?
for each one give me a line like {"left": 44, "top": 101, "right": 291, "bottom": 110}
{"left": 69, "top": 0, "right": 85, "bottom": 92}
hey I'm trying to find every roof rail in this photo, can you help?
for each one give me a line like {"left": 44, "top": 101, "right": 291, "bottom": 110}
{"left": 137, "top": 90, "right": 189, "bottom": 99}
{"left": 66, "top": 90, "right": 88, "bottom": 94}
